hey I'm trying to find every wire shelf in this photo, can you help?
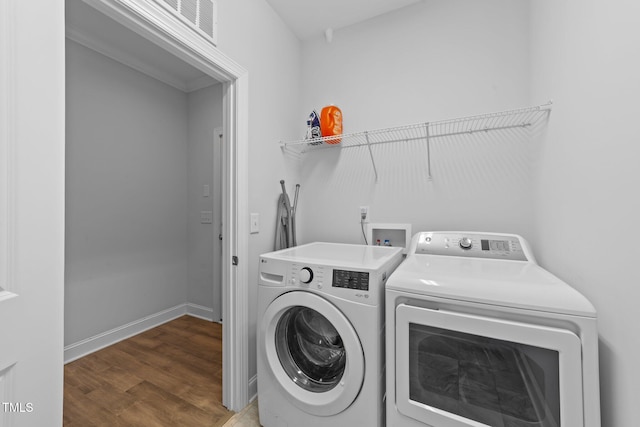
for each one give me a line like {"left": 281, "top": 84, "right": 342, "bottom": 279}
{"left": 280, "top": 102, "right": 552, "bottom": 180}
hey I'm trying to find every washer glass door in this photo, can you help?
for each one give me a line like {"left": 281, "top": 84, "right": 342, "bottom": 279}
{"left": 261, "top": 291, "right": 365, "bottom": 416}
{"left": 275, "top": 306, "right": 346, "bottom": 392}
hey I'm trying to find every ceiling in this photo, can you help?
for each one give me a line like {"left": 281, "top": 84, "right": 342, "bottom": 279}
{"left": 65, "top": 0, "right": 421, "bottom": 90}
{"left": 264, "top": 0, "right": 422, "bottom": 40}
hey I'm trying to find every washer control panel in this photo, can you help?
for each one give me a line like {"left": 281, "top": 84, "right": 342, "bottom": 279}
{"left": 283, "top": 263, "right": 379, "bottom": 304}
{"left": 410, "top": 232, "right": 533, "bottom": 262}
{"left": 259, "top": 242, "right": 404, "bottom": 306}
{"left": 289, "top": 265, "right": 371, "bottom": 291}
{"left": 332, "top": 270, "right": 370, "bottom": 291}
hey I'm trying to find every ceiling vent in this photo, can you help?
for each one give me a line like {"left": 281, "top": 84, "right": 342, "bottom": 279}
{"left": 155, "top": 0, "right": 218, "bottom": 45}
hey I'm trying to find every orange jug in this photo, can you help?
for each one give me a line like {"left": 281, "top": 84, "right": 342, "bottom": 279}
{"left": 320, "top": 105, "right": 342, "bottom": 144}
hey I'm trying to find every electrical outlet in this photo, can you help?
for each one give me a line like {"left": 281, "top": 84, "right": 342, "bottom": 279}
{"left": 360, "top": 206, "right": 369, "bottom": 222}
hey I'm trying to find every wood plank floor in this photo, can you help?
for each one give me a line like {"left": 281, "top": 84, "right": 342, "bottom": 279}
{"left": 64, "top": 315, "right": 234, "bottom": 427}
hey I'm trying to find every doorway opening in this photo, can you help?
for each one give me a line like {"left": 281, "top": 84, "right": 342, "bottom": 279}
{"left": 64, "top": 0, "right": 249, "bottom": 413}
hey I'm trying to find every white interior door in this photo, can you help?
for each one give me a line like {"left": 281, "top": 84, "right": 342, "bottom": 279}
{"left": 0, "top": 0, "right": 66, "bottom": 425}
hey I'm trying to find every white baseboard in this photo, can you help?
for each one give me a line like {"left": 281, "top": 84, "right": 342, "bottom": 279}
{"left": 249, "top": 374, "right": 258, "bottom": 402}
{"left": 186, "top": 303, "right": 216, "bottom": 321}
{"left": 64, "top": 304, "right": 189, "bottom": 363}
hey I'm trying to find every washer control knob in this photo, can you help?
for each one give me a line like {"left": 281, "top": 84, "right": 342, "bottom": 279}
{"left": 299, "top": 267, "right": 313, "bottom": 284}
{"left": 459, "top": 237, "right": 473, "bottom": 250}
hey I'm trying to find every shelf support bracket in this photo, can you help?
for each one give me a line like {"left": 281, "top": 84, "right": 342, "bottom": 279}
{"left": 425, "top": 123, "right": 432, "bottom": 180}
{"left": 364, "top": 131, "right": 379, "bottom": 182}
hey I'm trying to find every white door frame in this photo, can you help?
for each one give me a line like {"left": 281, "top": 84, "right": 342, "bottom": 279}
{"left": 2, "top": 0, "right": 66, "bottom": 424}
{"left": 213, "top": 126, "right": 223, "bottom": 323}
{"left": 80, "top": 0, "right": 250, "bottom": 411}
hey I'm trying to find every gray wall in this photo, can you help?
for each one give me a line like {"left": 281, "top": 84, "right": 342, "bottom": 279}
{"left": 65, "top": 39, "right": 189, "bottom": 344}
{"left": 65, "top": 40, "right": 224, "bottom": 344}
{"left": 187, "top": 84, "right": 223, "bottom": 319}
{"left": 530, "top": 1, "right": 640, "bottom": 425}
{"left": 296, "top": 0, "right": 533, "bottom": 246}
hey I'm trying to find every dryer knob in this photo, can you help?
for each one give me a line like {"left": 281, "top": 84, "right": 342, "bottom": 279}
{"left": 299, "top": 267, "right": 313, "bottom": 284}
{"left": 459, "top": 237, "right": 473, "bottom": 250}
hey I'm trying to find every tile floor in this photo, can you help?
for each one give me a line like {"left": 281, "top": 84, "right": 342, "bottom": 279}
{"left": 222, "top": 399, "right": 261, "bottom": 427}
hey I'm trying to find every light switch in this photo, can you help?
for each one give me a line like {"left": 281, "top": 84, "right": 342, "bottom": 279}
{"left": 203, "top": 184, "right": 210, "bottom": 197}
{"left": 250, "top": 213, "right": 259, "bottom": 234}
{"left": 201, "top": 211, "right": 213, "bottom": 224}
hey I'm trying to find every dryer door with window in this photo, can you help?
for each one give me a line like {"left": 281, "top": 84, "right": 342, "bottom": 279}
{"left": 260, "top": 291, "right": 365, "bottom": 416}
{"left": 395, "top": 304, "right": 584, "bottom": 427}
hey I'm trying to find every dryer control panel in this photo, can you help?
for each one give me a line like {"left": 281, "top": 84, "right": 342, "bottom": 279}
{"left": 409, "top": 232, "right": 534, "bottom": 262}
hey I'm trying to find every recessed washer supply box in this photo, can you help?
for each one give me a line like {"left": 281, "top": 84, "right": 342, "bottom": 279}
{"left": 367, "top": 223, "right": 412, "bottom": 254}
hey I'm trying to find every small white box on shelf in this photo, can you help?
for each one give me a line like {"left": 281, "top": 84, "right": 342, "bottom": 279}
{"left": 367, "top": 223, "right": 412, "bottom": 254}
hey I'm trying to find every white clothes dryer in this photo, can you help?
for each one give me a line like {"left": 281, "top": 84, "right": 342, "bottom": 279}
{"left": 257, "top": 242, "right": 403, "bottom": 427}
{"left": 386, "top": 232, "right": 600, "bottom": 427}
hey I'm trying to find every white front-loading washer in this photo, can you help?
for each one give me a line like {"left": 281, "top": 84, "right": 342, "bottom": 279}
{"left": 257, "top": 242, "right": 403, "bottom": 427}
{"left": 386, "top": 232, "right": 600, "bottom": 427}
